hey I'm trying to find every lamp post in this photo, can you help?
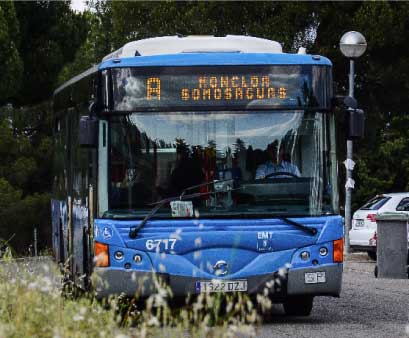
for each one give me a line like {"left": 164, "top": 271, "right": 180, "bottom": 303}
{"left": 339, "top": 31, "right": 367, "bottom": 254}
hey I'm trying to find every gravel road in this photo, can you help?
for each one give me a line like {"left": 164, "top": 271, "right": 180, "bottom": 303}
{"left": 256, "top": 253, "right": 409, "bottom": 338}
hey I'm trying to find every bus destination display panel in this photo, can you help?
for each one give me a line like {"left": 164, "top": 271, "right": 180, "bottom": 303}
{"left": 111, "top": 66, "right": 322, "bottom": 111}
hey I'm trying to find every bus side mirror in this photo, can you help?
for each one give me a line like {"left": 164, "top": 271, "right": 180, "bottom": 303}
{"left": 348, "top": 108, "right": 365, "bottom": 139}
{"left": 79, "top": 116, "right": 98, "bottom": 148}
{"left": 332, "top": 95, "right": 357, "bottom": 109}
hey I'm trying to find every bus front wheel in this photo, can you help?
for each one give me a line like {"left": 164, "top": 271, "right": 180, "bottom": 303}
{"left": 283, "top": 296, "right": 313, "bottom": 316}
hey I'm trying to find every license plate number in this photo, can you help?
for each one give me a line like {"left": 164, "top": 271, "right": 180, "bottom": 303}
{"left": 355, "top": 219, "right": 364, "bottom": 227}
{"left": 304, "top": 272, "right": 326, "bottom": 284}
{"left": 196, "top": 280, "right": 247, "bottom": 293}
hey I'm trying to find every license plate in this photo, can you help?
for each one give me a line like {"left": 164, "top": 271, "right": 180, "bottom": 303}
{"left": 196, "top": 280, "right": 247, "bottom": 293}
{"left": 304, "top": 272, "right": 326, "bottom": 284}
{"left": 355, "top": 219, "right": 364, "bottom": 227}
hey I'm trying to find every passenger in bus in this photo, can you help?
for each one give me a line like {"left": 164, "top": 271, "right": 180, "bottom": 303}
{"left": 255, "top": 141, "right": 300, "bottom": 179}
{"left": 170, "top": 145, "right": 204, "bottom": 195}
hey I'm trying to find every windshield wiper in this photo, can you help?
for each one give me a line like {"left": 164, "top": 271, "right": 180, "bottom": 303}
{"left": 129, "top": 187, "right": 239, "bottom": 239}
{"left": 279, "top": 217, "right": 317, "bottom": 236}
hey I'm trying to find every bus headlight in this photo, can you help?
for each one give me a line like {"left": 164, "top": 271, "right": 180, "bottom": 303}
{"left": 300, "top": 251, "right": 310, "bottom": 260}
{"left": 114, "top": 251, "right": 124, "bottom": 260}
{"left": 319, "top": 247, "right": 328, "bottom": 256}
{"left": 133, "top": 254, "right": 142, "bottom": 263}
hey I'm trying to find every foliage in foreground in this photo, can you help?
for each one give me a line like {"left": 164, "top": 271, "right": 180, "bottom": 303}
{"left": 0, "top": 257, "right": 272, "bottom": 338}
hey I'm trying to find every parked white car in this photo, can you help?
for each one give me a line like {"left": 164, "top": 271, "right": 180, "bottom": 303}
{"left": 349, "top": 193, "right": 409, "bottom": 260}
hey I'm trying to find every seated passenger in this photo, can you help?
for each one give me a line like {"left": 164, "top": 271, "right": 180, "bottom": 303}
{"left": 255, "top": 142, "right": 300, "bottom": 179}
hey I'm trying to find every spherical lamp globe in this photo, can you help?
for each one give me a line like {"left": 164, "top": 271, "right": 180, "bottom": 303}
{"left": 340, "top": 31, "right": 367, "bottom": 58}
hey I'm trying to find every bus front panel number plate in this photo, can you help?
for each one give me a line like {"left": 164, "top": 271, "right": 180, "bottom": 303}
{"left": 196, "top": 280, "right": 247, "bottom": 293}
{"left": 304, "top": 272, "right": 326, "bottom": 284}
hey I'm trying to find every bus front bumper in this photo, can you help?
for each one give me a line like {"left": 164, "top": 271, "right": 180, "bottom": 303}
{"left": 92, "top": 263, "right": 342, "bottom": 299}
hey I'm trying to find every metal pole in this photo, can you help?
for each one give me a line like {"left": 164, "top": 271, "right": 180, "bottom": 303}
{"left": 349, "top": 59, "right": 355, "bottom": 98}
{"left": 344, "top": 59, "right": 355, "bottom": 254}
{"left": 34, "top": 227, "right": 38, "bottom": 257}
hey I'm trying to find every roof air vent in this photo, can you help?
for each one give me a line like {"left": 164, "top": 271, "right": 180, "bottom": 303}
{"left": 298, "top": 47, "right": 307, "bottom": 54}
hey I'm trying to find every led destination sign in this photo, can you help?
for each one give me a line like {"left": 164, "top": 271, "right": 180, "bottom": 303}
{"left": 112, "top": 66, "right": 321, "bottom": 111}
{"left": 146, "top": 75, "right": 288, "bottom": 102}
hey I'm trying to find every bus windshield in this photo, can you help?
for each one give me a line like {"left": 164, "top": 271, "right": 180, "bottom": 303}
{"left": 107, "top": 111, "right": 337, "bottom": 218}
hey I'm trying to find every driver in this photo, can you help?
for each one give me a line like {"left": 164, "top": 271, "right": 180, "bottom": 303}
{"left": 255, "top": 141, "right": 300, "bottom": 179}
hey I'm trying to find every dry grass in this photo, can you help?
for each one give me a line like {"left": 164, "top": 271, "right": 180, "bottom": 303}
{"left": 0, "top": 251, "right": 277, "bottom": 338}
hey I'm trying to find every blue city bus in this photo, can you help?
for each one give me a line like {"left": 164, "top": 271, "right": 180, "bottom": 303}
{"left": 52, "top": 35, "right": 345, "bottom": 316}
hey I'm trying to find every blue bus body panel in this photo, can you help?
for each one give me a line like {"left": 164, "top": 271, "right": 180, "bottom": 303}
{"left": 99, "top": 53, "right": 332, "bottom": 70}
{"left": 94, "top": 216, "right": 343, "bottom": 279}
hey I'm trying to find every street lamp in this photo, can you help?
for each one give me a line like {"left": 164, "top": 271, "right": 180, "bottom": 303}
{"left": 339, "top": 31, "right": 367, "bottom": 254}
{"left": 340, "top": 31, "right": 367, "bottom": 58}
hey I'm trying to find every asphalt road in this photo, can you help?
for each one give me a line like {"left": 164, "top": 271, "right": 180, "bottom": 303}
{"left": 256, "top": 254, "right": 409, "bottom": 338}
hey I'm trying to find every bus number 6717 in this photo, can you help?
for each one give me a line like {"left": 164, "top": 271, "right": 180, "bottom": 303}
{"left": 145, "top": 238, "right": 177, "bottom": 251}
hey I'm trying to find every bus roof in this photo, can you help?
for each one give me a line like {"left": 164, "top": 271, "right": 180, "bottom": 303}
{"left": 99, "top": 52, "right": 332, "bottom": 70}
{"left": 102, "top": 35, "right": 283, "bottom": 61}
{"left": 54, "top": 35, "right": 332, "bottom": 96}
{"left": 99, "top": 35, "right": 331, "bottom": 70}
{"left": 54, "top": 65, "right": 98, "bottom": 96}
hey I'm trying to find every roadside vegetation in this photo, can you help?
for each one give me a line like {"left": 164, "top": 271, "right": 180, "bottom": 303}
{"left": 0, "top": 268, "right": 121, "bottom": 338}
{"left": 0, "top": 251, "right": 269, "bottom": 338}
